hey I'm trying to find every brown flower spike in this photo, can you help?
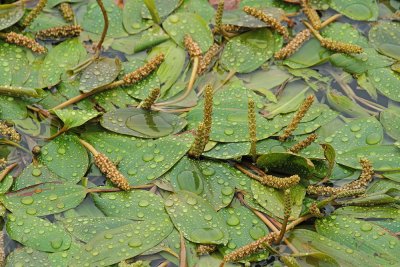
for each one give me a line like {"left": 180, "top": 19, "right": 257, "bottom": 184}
{"left": 300, "top": 0, "right": 321, "bottom": 29}
{"left": 214, "top": 0, "right": 224, "bottom": 34}
{"left": 320, "top": 38, "right": 363, "bottom": 54}
{"left": 197, "top": 244, "right": 216, "bottom": 255}
{"left": 256, "top": 174, "right": 300, "bottom": 189}
{"left": 198, "top": 43, "right": 220, "bottom": 75}
{"left": 0, "top": 121, "right": 21, "bottom": 142}
{"left": 184, "top": 35, "right": 202, "bottom": 58}
{"left": 123, "top": 54, "right": 164, "bottom": 85}
{"left": 279, "top": 95, "right": 314, "bottom": 142}
{"left": 289, "top": 133, "right": 317, "bottom": 153}
{"left": 248, "top": 98, "right": 257, "bottom": 161}
{"left": 243, "top": 6, "right": 289, "bottom": 39}
{"left": 3, "top": 32, "right": 46, "bottom": 54}
{"left": 188, "top": 122, "right": 207, "bottom": 159}
{"left": 36, "top": 25, "right": 82, "bottom": 39}
{"left": 140, "top": 88, "right": 160, "bottom": 110}
{"left": 59, "top": 3, "right": 74, "bottom": 22}
{"left": 274, "top": 29, "right": 311, "bottom": 59}
{"left": 21, "top": 0, "right": 48, "bottom": 28}
{"left": 203, "top": 84, "right": 214, "bottom": 143}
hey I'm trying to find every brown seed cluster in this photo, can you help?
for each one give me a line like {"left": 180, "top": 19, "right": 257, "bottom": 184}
{"left": 0, "top": 158, "right": 7, "bottom": 169}
{"left": 279, "top": 95, "right": 314, "bottom": 142}
{"left": 307, "top": 158, "right": 373, "bottom": 196}
{"left": 36, "top": 25, "right": 82, "bottom": 39}
{"left": 320, "top": 38, "right": 363, "bottom": 54}
{"left": 140, "top": 88, "right": 160, "bottom": 110}
{"left": 214, "top": 0, "right": 224, "bottom": 33}
{"left": 223, "top": 232, "right": 278, "bottom": 262}
{"left": 0, "top": 231, "right": 4, "bottom": 267}
{"left": 274, "top": 29, "right": 311, "bottom": 59}
{"left": 94, "top": 153, "right": 131, "bottom": 191}
{"left": 196, "top": 244, "right": 216, "bottom": 255}
{"left": 309, "top": 202, "right": 323, "bottom": 217}
{"left": 184, "top": 35, "right": 202, "bottom": 58}
{"left": 188, "top": 122, "right": 207, "bottom": 158}
{"left": 219, "top": 24, "right": 244, "bottom": 33}
{"left": 21, "top": 0, "right": 48, "bottom": 28}
{"left": 243, "top": 6, "right": 289, "bottom": 39}
{"left": 300, "top": 0, "right": 321, "bottom": 29}
{"left": 248, "top": 98, "right": 257, "bottom": 161}
{"left": 4, "top": 32, "right": 46, "bottom": 54}
{"left": 289, "top": 133, "right": 317, "bottom": 153}
{"left": 123, "top": 54, "right": 164, "bottom": 85}
{"left": 0, "top": 121, "right": 21, "bottom": 142}
{"left": 257, "top": 174, "right": 300, "bottom": 189}
{"left": 59, "top": 3, "right": 74, "bottom": 22}
{"left": 203, "top": 84, "right": 214, "bottom": 142}
{"left": 198, "top": 43, "right": 220, "bottom": 75}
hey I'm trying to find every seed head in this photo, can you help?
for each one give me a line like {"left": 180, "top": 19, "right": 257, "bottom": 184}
{"left": 309, "top": 202, "right": 323, "bottom": 217}
{"left": 248, "top": 98, "right": 257, "bottom": 161}
{"left": 184, "top": 35, "right": 202, "bottom": 58}
{"left": 198, "top": 43, "right": 220, "bottom": 75}
{"left": 21, "top": 0, "right": 48, "bottom": 28}
{"left": 140, "top": 88, "right": 160, "bottom": 110}
{"left": 36, "top": 25, "right": 82, "bottom": 39}
{"left": 320, "top": 38, "right": 363, "bottom": 54}
{"left": 94, "top": 153, "right": 130, "bottom": 191}
{"left": 203, "top": 85, "right": 214, "bottom": 142}
{"left": 4, "top": 32, "right": 46, "bottom": 54}
{"left": 123, "top": 54, "right": 164, "bottom": 85}
{"left": 257, "top": 174, "right": 300, "bottom": 189}
{"left": 59, "top": 3, "right": 74, "bottom": 22}
{"left": 188, "top": 122, "right": 207, "bottom": 159}
{"left": 289, "top": 133, "right": 317, "bottom": 153}
{"left": 274, "top": 29, "right": 311, "bottom": 59}
{"left": 214, "top": 0, "right": 224, "bottom": 33}
{"left": 197, "top": 244, "right": 216, "bottom": 255}
{"left": 300, "top": 0, "right": 321, "bottom": 30}
{"left": 0, "top": 121, "right": 21, "bottom": 142}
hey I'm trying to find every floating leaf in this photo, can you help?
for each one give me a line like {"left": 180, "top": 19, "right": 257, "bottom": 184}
{"left": 39, "top": 135, "right": 89, "bottom": 179}
{"left": 203, "top": 142, "right": 251, "bottom": 159}
{"left": 251, "top": 181, "right": 306, "bottom": 220}
{"left": 13, "top": 163, "right": 61, "bottom": 190}
{"left": 101, "top": 108, "right": 187, "bottom": 138}
{"left": 327, "top": 90, "right": 370, "bottom": 117}
{"left": 118, "top": 132, "right": 193, "bottom": 184}
{"left": 380, "top": 106, "right": 400, "bottom": 140}
{"left": 5, "top": 247, "right": 51, "bottom": 267}
{"left": 1, "top": 182, "right": 87, "bottom": 216}
{"left": 123, "top": 0, "right": 153, "bottom": 34}
{"left": 368, "top": 67, "right": 400, "bottom": 102}
{"left": 316, "top": 215, "right": 400, "bottom": 265}
{"left": 163, "top": 12, "right": 213, "bottom": 52}
{"left": 334, "top": 206, "right": 400, "bottom": 219}
{"left": 164, "top": 157, "right": 236, "bottom": 210}
{"left": 53, "top": 109, "right": 101, "bottom": 129}
{"left": 78, "top": 58, "right": 121, "bottom": 93}
{"left": 221, "top": 28, "right": 282, "bottom": 73}
{"left": 284, "top": 38, "right": 331, "bottom": 68}
{"left": 72, "top": 219, "right": 173, "bottom": 266}
{"left": 0, "top": 40, "right": 30, "bottom": 87}
{"left": 165, "top": 190, "right": 229, "bottom": 244}
{"left": 7, "top": 213, "right": 71, "bottom": 252}
{"left": 369, "top": 21, "right": 400, "bottom": 60}
{"left": 0, "top": 95, "right": 27, "bottom": 120}
{"left": 141, "top": 0, "right": 181, "bottom": 19}
{"left": 222, "top": 8, "right": 284, "bottom": 28}
{"left": 92, "top": 189, "right": 170, "bottom": 221}
{"left": 0, "top": 2, "right": 24, "bottom": 30}
{"left": 330, "top": 0, "right": 379, "bottom": 21}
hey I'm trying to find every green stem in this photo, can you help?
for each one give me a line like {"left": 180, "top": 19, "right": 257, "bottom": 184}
{"left": 0, "top": 85, "right": 40, "bottom": 98}
{"left": 144, "top": 0, "right": 161, "bottom": 24}
{"left": 0, "top": 139, "right": 31, "bottom": 154}
{"left": 46, "top": 125, "right": 69, "bottom": 140}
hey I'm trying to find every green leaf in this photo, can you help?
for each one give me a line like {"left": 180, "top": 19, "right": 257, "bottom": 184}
{"left": 142, "top": 0, "right": 181, "bottom": 20}
{"left": 0, "top": 96, "right": 27, "bottom": 120}
{"left": 220, "top": 28, "right": 282, "bottom": 73}
{"left": 92, "top": 189, "right": 170, "bottom": 221}
{"left": 5, "top": 247, "right": 51, "bottom": 267}
{"left": 257, "top": 152, "right": 315, "bottom": 179}
{"left": 1, "top": 182, "right": 87, "bottom": 216}
{"left": 222, "top": 8, "right": 284, "bottom": 28}
{"left": 62, "top": 216, "right": 133, "bottom": 242}
{"left": 380, "top": 106, "right": 400, "bottom": 140}
{"left": 326, "top": 90, "right": 370, "bottom": 117}
{"left": 162, "top": 12, "right": 213, "bottom": 52}
{"left": 39, "top": 135, "right": 89, "bottom": 179}
{"left": 71, "top": 219, "right": 173, "bottom": 266}
{"left": 316, "top": 215, "right": 400, "bottom": 265}
{"left": 239, "top": 0, "right": 300, "bottom": 12}
{"left": 368, "top": 67, "right": 400, "bottom": 102}
{"left": 13, "top": 163, "right": 62, "bottom": 190}
{"left": 284, "top": 38, "right": 331, "bottom": 68}
{"left": 7, "top": 213, "right": 71, "bottom": 252}
{"left": 334, "top": 206, "right": 400, "bottom": 219}
{"left": 165, "top": 190, "right": 230, "bottom": 244}
{"left": 287, "top": 229, "right": 378, "bottom": 267}
{"left": 164, "top": 157, "right": 236, "bottom": 210}
{"left": 54, "top": 109, "right": 101, "bottom": 129}
{"left": 203, "top": 142, "right": 251, "bottom": 159}
{"left": 219, "top": 199, "right": 270, "bottom": 262}
{"left": 178, "top": 0, "right": 215, "bottom": 22}
{"left": 0, "top": 40, "right": 30, "bottom": 87}
{"left": 251, "top": 181, "right": 306, "bottom": 220}
{"left": 369, "top": 21, "right": 400, "bottom": 60}
{"left": 101, "top": 108, "right": 187, "bottom": 138}
{"left": 0, "top": 2, "right": 24, "bottom": 30}
{"left": 123, "top": 0, "right": 153, "bottom": 34}
{"left": 337, "top": 145, "right": 400, "bottom": 171}
{"left": 39, "top": 38, "right": 87, "bottom": 88}
{"left": 83, "top": 0, "right": 128, "bottom": 38}
{"left": 78, "top": 58, "right": 121, "bottom": 93}
{"left": 330, "top": 0, "right": 378, "bottom": 21}
{"left": 0, "top": 174, "right": 12, "bottom": 194}
{"left": 118, "top": 132, "right": 194, "bottom": 184}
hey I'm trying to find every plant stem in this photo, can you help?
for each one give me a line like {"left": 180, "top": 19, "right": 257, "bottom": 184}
{"left": 320, "top": 14, "right": 342, "bottom": 28}
{"left": 95, "top": 0, "right": 108, "bottom": 58}
{"left": 143, "top": 0, "right": 161, "bottom": 24}
{"left": 179, "top": 232, "right": 187, "bottom": 267}
{"left": 46, "top": 125, "right": 68, "bottom": 141}
{"left": 0, "top": 139, "right": 31, "bottom": 154}
{"left": 78, "top": 138, "right": 99, "bottom": 156}
{"left": 0, "top": 162, "right": 17, "bottom": 182}
{"left": 0, "top": 85, "right": 40, "bottom": 98}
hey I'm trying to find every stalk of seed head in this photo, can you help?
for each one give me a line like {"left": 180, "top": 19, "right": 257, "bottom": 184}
{"left": 139, "top": 88, "right": 160, "bottom": 109}
{"left": 0, "top": 121, "right": 21, "bottom": 142}
{"left": 289, "top": 133, "right": 317, "bottom": 153}
{"left": 274, "top": 29, "right": 311, "bottom": 59}
{"left": 184, "top": 35, "right": 202, "bottom": 59}
{"left": 197, "top": 244, "right": 216, "bottom": 255}
{"left": 79, "top": 139, "right": 130, "bottom": 191}
{"left": 214, "top": 0, "right": 224, "bottom": 33}
{"left": 198, "top": 43, "right": 220, "bottom": 75}
{"left": 248, "top": 98, "right": 257, "bottom": 161}
{"left": 36, "top": 25, "right": 82, "bottom": 39}
{"left": 188, "top": 122, "right": 207, "bottom": 159}
{"left": 21, "top": 0, "right": 48, "bottom": 28}
{"left": 276, "top": 189, "right": 292, "bottom": 243}
{"left": 300, "top": 0, "right": 321, "bottom": 29}
{"left": 223, "top": 232, "right": 278, "bottom": 263}
{"left": 256, "top": 174, "right": 300, "bottom": 189}
{"left": 203, "top": 85, "right": 214, "bottom": 144}
{"left": 243, "top": 6, "right": 289, "bottom": 39}
{"left": 307, "top": 158, "right": 373, "bottom": 196}
{"left": 59, "top": 3, "right": 74, "bottom": 22}
{"left": 279, "top": 95, "right": 314, "bottom": 142}
{"left": 2, "top": 32, "right": 46, "bottom": 54}
{"left": 123, "top": 54, "right": 164, "bottom": 85}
